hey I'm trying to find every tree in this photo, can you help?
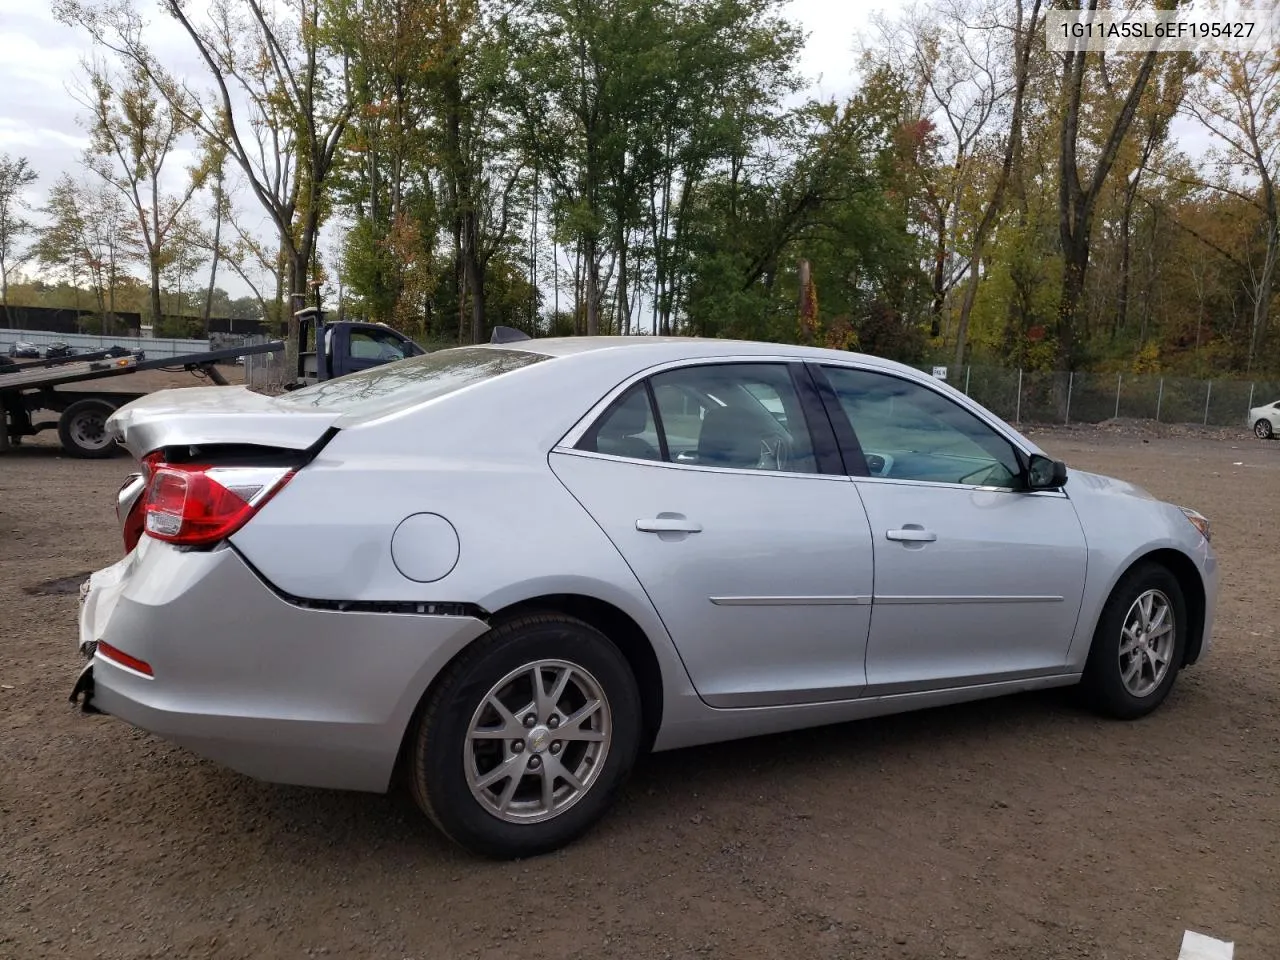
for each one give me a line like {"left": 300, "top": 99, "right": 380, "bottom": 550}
{"left": 33, "top": 174, "right": 136, "bottom": 319}
{"left": 33, "top": 175, "right": 92, "bottom": 304}
{"left": 199, "top": 142, "right": 229, "bottom": 332}
{"left": 78, "top": 57, "right": 200, "bottom": 327}
{"left": 1055, "top": 2, "right": 1163, "bottom": 368}
{"left": 435, "top": 0, "right": 523, "bottom": 344}
{"left": 1110, "top": 54, "right": 1188, "bottom": 343}
{"left": 950, "top": 0, "right": 1044, "bottom": 373}
{"left": 163, "top": 213, "right": 209, "bottom": 324}
{"left": 329, "top": 0, "right": 440, "bottom": 328}
{"left": 513, "top": 0, "right": 804, "bottom": 336}
{"left": 57, "top": 0, "right": 356, "bottom": 363}
{"left": 864, "top": 0, "right": 1008, "bottom": 339}
{"left": 83, "top": 184, "right": 134, "bottom": 320}
{"left": 509, "top": 0, "right": 614, "bottom": 335}
{"left": 0, "top": 154, "right": 39, "bottom": 322}
{"left": 1183, "top": 26, "right": 1280, "bottom": 370}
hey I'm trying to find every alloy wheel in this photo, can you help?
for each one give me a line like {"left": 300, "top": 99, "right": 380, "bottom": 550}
{"left": 465, "top": 659, "right": 612, "bottom": 824}
{"left": 1118, "top": 589, "right": 1176, "bottom": 698}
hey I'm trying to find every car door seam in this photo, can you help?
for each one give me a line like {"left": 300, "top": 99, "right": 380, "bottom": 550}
{"left": 544, "top": 450, "right": 703, "bottom": 693}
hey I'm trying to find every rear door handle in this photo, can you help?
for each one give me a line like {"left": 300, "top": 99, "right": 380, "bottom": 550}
{"left": 886, "top": 528, "right": 937, "bottom": 542}
{"left": 637, "top": 517, "right": 702, "bottom": 534}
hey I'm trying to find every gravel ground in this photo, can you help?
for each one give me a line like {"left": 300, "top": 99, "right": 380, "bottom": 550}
{"left": 1, "top": 407, "right": 1277, "bottom": 960}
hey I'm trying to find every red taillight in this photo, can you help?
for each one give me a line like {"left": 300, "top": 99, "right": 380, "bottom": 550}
{"left": 143, "top": 463, "right": 294, "bottom": 547}
{"left": 96, "top": 640, "right": 154, "bottom": 677}
{"left": 122, "top": 497, "right": 145, "bottom": 553}
{"left": 118, "top": 451, "right": 163, "bottom": 553}
{"left": 141, "top": 451, "right": 163, "bottom": 480}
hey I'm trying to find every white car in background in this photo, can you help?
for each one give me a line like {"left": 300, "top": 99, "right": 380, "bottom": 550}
{"left": 1249, "top": 400, "right": 1280, "bottom": 439}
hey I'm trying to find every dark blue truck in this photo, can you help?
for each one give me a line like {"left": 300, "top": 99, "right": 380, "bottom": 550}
{"left": 0, "top": 313, "right": 425, "bottom": 458}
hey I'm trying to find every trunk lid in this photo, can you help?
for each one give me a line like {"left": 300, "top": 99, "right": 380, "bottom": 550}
{"left": 108, "top": 385, "right": 342, "bottom": 459}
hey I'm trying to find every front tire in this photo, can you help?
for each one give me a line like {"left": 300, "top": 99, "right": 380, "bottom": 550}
{"left": 408, "top": 613, "right": 642, "bottom": 859}
{"left": 1254, "top": 418, "right": 1274, "bottom": 440}
{"left": 1082, "top": 562, "right": 1187, "bottom": 720}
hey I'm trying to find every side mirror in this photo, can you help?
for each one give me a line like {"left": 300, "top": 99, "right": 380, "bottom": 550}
{"left": 1027, "top": 454, "right": 1068, "bottom": 490}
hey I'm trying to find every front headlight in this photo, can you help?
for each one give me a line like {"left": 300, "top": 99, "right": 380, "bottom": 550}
{"left": 1180, "top": 506, "right": 1211, "bottom": 542}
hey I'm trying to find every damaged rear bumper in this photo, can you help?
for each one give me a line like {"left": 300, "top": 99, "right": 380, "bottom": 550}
{"left": 69, "top": 658, "right": 99, "bottom": 713}
{"left": 69, "top": 539, "right": 490, "bottom": 793}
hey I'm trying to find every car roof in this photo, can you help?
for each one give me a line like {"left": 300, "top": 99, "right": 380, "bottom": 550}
{"left": 491, "top": 335, "right": 925, "bottom": 377}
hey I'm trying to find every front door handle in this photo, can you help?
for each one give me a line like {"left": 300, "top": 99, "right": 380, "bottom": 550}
{"left": 637, "top": 517, "right": 702, "bottom": 534}
{"left": 886, "top": 527, "right": 937, "bottom": 542}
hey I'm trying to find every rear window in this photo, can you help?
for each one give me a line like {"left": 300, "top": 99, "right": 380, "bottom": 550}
{"left": 277, "top": 345, "right": 548, "bottom": 421}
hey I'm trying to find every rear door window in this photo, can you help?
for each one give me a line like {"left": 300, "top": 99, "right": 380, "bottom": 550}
{"left": 577, "top": 362, "right": 819, "bottom": 474}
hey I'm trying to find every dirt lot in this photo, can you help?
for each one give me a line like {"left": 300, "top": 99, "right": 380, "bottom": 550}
{"left": 1, "top": 409, "right": 1277, "bottom": 960}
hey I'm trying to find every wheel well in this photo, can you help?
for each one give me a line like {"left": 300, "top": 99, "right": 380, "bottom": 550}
{"left": 1133, "top": 548, "right": 1207, "bottom": 667}
{"left": 490, "top": 595, "right": 665, "bottom": 752}
{"left": 390, "top": 594, "right": 666, "bottom": 790}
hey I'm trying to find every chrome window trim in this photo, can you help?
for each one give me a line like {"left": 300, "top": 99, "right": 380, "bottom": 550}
{"left": 851, "top": 474, "right": 1069, "bottom": 499}
{"left": 549, "top": 446, "right": 852, "bottom": 483}
{"left": 554, "top": 355, "right": 831, "bottom": 478}
{"left": 553, "top": 353, "right": 1069, "bottom": 492}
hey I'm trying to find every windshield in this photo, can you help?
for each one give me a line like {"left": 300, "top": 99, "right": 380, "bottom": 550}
{"left": 277, "top": 345, "right": 548, "bottom": 422}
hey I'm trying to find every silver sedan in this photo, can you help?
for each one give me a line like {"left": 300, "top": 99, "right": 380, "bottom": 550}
{"left": 73, "top": 337, "right": 1218, "bottom": 858}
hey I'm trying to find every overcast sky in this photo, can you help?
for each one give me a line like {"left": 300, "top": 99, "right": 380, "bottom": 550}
{"left": 0, "top": 0, "right": 1216, "bottom": 305}
{"left": 0, "top": 0, "right": 880, "bottom": 189}
{"left": 0, "top": 0, "right": 899, "bottom": 301}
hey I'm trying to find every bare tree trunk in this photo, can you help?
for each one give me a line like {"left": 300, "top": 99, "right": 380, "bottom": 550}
{"left": 149, "top": 259, "right": 163, "bottom": 331}
{"left": 1116, "top": 188, "right": 1133, "bottom": 340}
{"left": 286, "top": 247, "right": 308, "bottom": 375}
{"left": 1057, "top": 21, "right": 1159, "bottom": 369}
{"left": 453, "top": 213, "right": 465, "bottom": 344}
{"left": 466, "top": 214, "right": 485, "bottom": 344}
{"left": 572, "top": 241, "right": 582, "bottom": 336}
{"left": 616, "top": 226, "right": 629, "bottom": 336}
{"left": 203, "top": 175, "right": 223, "bottom": 336}
{"left": 1248, "top": 224, "right": 1279, "bottom": 371}
{"left": 107, "top": 256, "right": 117, "bottom": 318}
{"left": 929, "top": 204, "right": 948, "bottom": 332}
{"left": 798, "top": 259, "right": 814, "bottom": 345}
{"left": 584, "top": 234, "right": 599, "bottom": 336}
{"left": 273, "top": 250, "right": 285, "bottom": 330}
{"left": 952, "top": 0, "right": 1043, "bottom": 374}
{"left": 1056, "top": 238, "right": 1089, "bottom": 369}
{"left": 530, "top": 167, "right": 538, "bottom": 331}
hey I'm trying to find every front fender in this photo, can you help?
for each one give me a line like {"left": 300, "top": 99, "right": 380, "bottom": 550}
{"left": 1065, "top": 493, "right": 1216, "bottom": 670}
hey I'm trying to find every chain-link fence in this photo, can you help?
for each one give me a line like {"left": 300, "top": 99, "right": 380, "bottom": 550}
{"left": 244, "top": 351, "right": 289, "bottom": 394}
{"left": 922, "top": 365, "right": 1280, "bottom": 429}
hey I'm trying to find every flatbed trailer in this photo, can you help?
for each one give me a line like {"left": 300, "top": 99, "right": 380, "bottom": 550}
{"left": 0, "top": 340, "right": 284, "bottom": 458}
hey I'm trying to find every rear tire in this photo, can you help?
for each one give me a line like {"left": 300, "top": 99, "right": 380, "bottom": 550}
{"left": 1254, "top": 418, "right": 1274, "bottom": 440}
{"left": 58, "top": 399, "right": 117, "bottom": 459}
{"left": 1081, "top": 562, "right": 1187, "bottom": 720}
{"left": 408, "top": 613, "right": 642, "bottom": 859}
